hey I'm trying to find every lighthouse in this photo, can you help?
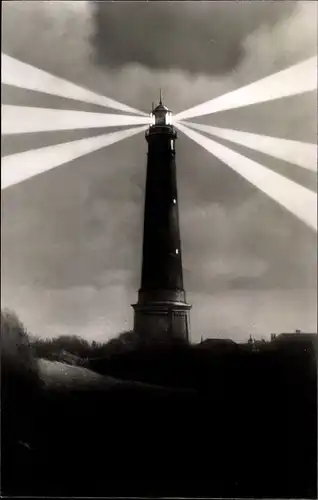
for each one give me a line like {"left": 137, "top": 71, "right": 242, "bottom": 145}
{"left": 132, "top": 92, "right": 191, "bottom": 343}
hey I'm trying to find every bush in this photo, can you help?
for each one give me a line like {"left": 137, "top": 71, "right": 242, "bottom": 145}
{"left": 31, "top": 334, "right": 92, "bottom": 360}
{"left": 1, "top": 308, "right": 39, "bottom": 382}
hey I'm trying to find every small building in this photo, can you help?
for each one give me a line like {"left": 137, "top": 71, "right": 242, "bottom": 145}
{"left": 197, "top": 338, "right": 238, "bottom": 351}
{"left": 270, "top": 331, "right": 317, "bottom": 355}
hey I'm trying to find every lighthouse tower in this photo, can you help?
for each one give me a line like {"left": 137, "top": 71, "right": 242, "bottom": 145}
{"left": 132, "top": 92, "right": 191, "bottom": 343}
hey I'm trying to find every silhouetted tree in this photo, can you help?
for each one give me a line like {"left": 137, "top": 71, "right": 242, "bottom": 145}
{"left": 1, "top": 309, "right": 43, "bottom": 495}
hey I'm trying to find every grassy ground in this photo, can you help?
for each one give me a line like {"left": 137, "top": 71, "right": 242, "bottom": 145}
{"left": 1, "top": 311, "right": 317, "bottom": 498}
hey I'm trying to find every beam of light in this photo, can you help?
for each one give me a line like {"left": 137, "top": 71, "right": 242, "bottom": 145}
{"left": 175, "top": 56, "right": 317, "bottom": 121}
{"left": 1, "top": 125, "right": 147, "bottom": 189}
{"left": 2, "top": 105, "right": 150, "bottom": 135}
{"left": 1, "top": 53, "right": 147, "bottom": 116}
{"left": 176, "top": 123, "right": 317, "bottom": 232}
{"left": 182, "top": 121, "right": 317, "bottom": 172}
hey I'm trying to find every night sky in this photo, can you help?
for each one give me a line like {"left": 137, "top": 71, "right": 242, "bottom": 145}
{"left": 1, "top": 1, "right": 317, "bottom": 342}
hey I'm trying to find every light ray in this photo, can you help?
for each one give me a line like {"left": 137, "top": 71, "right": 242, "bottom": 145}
{"left": 182, "top": 121, "right": 317, "bottom": 172}
{"left": 175, "top": 56, "right": 317, "bottom": 121}
{"left": 176, "top": 123, "right": 317, "bottom": 231}
{"left": 1, "top": 53, "right": 147, "bottom": 116}
{"left": 2, "top": 105, "right": 150, "bottom": 135}
{"left": 2, "top": 125, "right": 147, "bottom": 189}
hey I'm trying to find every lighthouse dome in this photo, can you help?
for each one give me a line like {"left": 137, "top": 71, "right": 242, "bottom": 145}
{"left": 153, "top": 103, "right": 169, "bottom": 113}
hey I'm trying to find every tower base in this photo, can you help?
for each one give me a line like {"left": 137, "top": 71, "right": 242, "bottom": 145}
{"left": 132, "top": 289, "right": 191, "bottom": 343}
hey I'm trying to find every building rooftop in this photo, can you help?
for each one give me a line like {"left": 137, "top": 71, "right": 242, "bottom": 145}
{"left": 273, "top": 332, "right": 317, "bottom": 342}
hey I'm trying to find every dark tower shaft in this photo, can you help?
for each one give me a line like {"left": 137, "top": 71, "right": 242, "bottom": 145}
{"left": 133, "top": 98, "right": 191, "bottom": 342}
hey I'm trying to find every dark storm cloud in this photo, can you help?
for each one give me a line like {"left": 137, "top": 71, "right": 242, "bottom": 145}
{"left": 2, "top": 1, "right": 316, "bottom": 115}
{"left": 91, "top": 1, "right": 297, "bottom": 74}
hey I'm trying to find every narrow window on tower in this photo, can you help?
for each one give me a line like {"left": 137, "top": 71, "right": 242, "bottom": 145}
{"left": 175, "top": 249, "right": 179, "bottom": 255}
{"left": 171, "top": 140, "right": 174, "bottom": 150}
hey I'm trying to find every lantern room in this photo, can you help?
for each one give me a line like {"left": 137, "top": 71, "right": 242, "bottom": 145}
{"left": 149, "top": 91, "right": 173, "bottom": 126}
